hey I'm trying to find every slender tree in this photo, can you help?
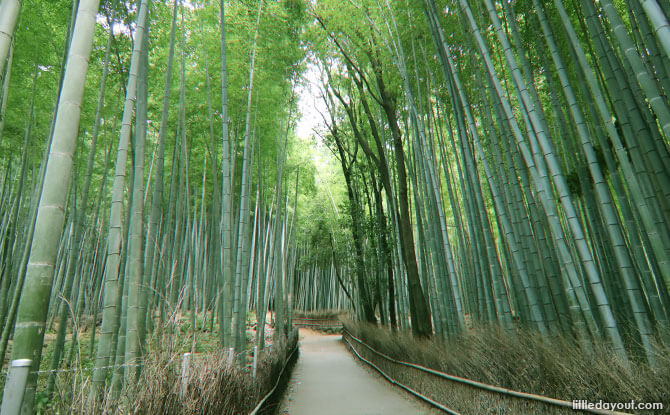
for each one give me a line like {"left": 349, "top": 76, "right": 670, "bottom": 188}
{"left": 3, "top": 0, "right": 101, "bottom": 412}
{"left": 0, "top": 0, "right": 20, "bottom": 79}
{"left": 92, "top": 0, "right": 150, "bottom": 397}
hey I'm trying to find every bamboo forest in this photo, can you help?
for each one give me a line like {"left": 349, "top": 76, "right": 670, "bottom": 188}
{"left": 0, "top": 0, "right": 668, "bottom": 413}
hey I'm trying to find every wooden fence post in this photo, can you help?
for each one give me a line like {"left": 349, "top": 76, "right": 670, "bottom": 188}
{"left": 181, "top": 353, "right": 191, "bottom": 397}
{"left": 252, "top": 346, "right": 258, "bottom": 378}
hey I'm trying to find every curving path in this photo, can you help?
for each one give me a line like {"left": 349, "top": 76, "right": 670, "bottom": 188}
{"left": 279, "top": 329, "right": 439, "bottom": 415}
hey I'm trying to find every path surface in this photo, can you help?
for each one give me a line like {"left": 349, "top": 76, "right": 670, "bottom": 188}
{"left": 279, "top": 329, "right": 439, "bottom": 415}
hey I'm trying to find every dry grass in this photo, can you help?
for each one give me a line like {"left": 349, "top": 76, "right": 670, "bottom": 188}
{"left": 344, "top": 321, "right": 670, "bottom": 414}
{"left": 293, "top": 310, "right": 346, "bottom": 334}
{"left": 292, "top": 309, "right": 348, "bottom": 320}
{"left": 49, "top": 328, "right": 298, "bottom": 415}
{"left": 134, "top": 329, "right": 297, "bottom": 415}
{"left": 133, "top": 334, "right": 296, "bottom": 414}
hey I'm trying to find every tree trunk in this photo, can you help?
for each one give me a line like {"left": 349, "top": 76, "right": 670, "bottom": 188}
{"left": 4, "top": 0, "right": 101, "bottom": 412}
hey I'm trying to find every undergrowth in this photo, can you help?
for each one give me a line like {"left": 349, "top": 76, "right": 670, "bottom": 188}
{"left": 40, "top": 313, "right": 297, "bottom": 415}
{"left": 292, "top": 309, "right": 347, "bottom": 320}
{"left": 129, "top": 328, "right": 298, "bottom": 415}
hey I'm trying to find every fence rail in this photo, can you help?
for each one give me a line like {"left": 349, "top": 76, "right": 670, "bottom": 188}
{"left": 342, "top": 328, "right": 631, "bottom": 415}
{"left": 293, "top": 317, "right": 343, "bottom": 330}
{"left": 342, "top": 334, "right": 460, "bottom": 414}
{"left": 248, "top": 344, "right": 299, "bottom": 415}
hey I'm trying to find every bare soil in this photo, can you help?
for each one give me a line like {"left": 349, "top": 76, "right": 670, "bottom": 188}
{"left": 278, "top": 329, "right": 439, "bottom": 415}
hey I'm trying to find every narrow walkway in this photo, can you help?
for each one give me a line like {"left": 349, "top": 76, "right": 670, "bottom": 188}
{"left": 279, "top": 329, "right": 439, "bottom": 415}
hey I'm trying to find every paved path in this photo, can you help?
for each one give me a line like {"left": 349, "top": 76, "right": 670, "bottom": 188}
{"left": 279, "top": 329, "right": 438, "bottom": 415}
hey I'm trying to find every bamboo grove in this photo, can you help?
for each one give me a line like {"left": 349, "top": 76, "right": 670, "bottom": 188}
{"left": 0, "top": 0, "right": 311, "bottom": 411}
{"left": 0, "top": 0, "right": 669, "bottom": 411}
{"left": 301, "top": 0, "right": 670, "bottom": 370}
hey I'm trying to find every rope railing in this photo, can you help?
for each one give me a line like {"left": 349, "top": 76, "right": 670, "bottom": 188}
{"left": 293, "top": 317, "right": 343, "bottom": 331}
{"left": 293, "top": 322, "right": 342, "bottom": 327}
{"left": 293, "top": 317, "right": 341, "bottom": 324}
{"left": 0, "top": 362, "right": 144, "bottom": 377}
{"left": 342, "top": 328, "right": 631, "bottom": 415}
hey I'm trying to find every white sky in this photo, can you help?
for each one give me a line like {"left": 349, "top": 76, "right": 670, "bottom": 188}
{"left": 295, "top": 62, "right": 327, "bottom": 139}
{"left": 294, "top": 60, "right": 343, "bottom": 214}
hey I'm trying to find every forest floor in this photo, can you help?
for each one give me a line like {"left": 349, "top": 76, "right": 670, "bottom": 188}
{"left": 278, "top": 328, "right": 439, "bottom": 415}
